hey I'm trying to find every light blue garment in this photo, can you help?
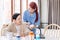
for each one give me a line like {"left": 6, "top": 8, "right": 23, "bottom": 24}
{"left": 16, "top": 36, "right": 20, "bottom": 40}
{"left": 23, "top": 10, "right": 40, "bottom": 26}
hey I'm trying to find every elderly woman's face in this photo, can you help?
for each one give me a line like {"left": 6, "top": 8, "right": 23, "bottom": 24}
{"left": 15, "top": 15, "right": 22, "bottom": 25}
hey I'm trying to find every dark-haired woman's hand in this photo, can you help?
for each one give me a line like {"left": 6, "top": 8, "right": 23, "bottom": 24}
{"left": 29, "top": 25, "right": 35, "bottom": 30}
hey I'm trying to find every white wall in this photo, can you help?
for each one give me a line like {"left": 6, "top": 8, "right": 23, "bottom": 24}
{"left": 41, "top": 0, "right": 48, "bottom": 27}
{"left": 0, "top": 0, "right": 4, "bottom": 29}
{"left": 3, "top": 0, "right": 11, "bottom": 24}
{"left": 0, "top": 0, "right": 11, "bottom": 30}
{"left": 15, "top": 0, "right": 20, "bottom": 13}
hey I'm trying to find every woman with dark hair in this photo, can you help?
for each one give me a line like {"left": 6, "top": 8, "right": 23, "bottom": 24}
{"left": 2, "top": 13, "right": 31, "bottom": 37}
{"left": 23, "top": 2, "right": 40, "bottom": 33}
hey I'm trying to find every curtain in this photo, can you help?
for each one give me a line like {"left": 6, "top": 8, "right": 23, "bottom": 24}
{"left": 48, "top": 0, "right": 60, "bottom": 25}
{"left": 48, "top": 0, "right": 52, "bottom": 24}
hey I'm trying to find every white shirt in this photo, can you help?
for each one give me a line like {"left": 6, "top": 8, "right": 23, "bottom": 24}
{"left": 15, "top": 25, "right": 20, "bottom": 33}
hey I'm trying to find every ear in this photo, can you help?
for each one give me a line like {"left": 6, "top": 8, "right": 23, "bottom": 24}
{"left": 13, "top": 19, "right": 16, "bottom": 22}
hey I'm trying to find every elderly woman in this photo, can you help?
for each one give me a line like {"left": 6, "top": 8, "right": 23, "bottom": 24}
{"left": 2, "top": 13, "right": 31, "bottom": 37}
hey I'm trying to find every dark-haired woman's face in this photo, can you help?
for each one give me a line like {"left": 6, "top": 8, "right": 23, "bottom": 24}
{"left": 29, "top": 7, "right": 35, "bottom": 14}
{"left": 15, "top": 15, "right": 22, "bottom": 25}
